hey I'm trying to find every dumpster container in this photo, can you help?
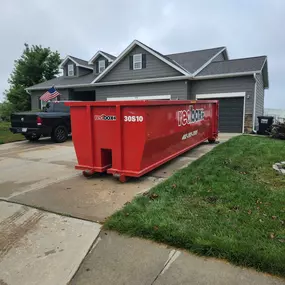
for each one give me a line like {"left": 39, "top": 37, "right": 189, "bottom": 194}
{"left": 65, "top": 100, "right": 219, "bottom": 182}
{"left": 257, "top": 116, "right": 274, "bottom": 135}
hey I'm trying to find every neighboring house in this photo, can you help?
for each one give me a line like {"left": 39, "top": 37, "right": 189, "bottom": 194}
{"left": 26, "top": 40, "right": 269, "bottom": 133}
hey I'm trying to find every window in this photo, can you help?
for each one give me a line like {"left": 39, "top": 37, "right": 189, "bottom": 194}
{"left": 68, "top": 64, "right": 74, "bottom": 76}
{"left": 133, "top": 54, "right": 142, "bottom": 70}
{"left": 99, "top": 60, "right": 106, "bottom": 73}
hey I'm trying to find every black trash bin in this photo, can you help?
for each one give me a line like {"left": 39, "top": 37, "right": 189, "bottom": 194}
{"left": 257, "top": 116, "right": 274, "bottom": 135}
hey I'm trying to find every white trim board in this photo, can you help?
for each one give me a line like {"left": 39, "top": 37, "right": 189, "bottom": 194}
{"left": 88, "top": 51, "right": 114, "bottom": 64}
{"left": 107, "top": 95, "right": 171, "bottom": 101}
{"left": 196, "top": 92, "right": 245, "bottom": 99}
{"left": 60, "top": 56, "right": 93, "bottom": 70}
{"left": 92, "top": 40, "right": 190, "bottom": 83}
{"left": 196, "top": 92, "right": 245, "bottom": 133}
{"left": 194, "top": 71, "right": 260, "bottom": 80}
{"left": 252, "top": 73, "right": 257, "bottom": 131}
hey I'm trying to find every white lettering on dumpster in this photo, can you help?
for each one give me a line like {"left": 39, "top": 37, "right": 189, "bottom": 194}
{"left": 177, "top": 106, "right": 205, "bottom": 126}
{"left": 182, "top": 130, "right": 198, "bottom": 140}
{"left": 94, "top": 114, "right": 116, "bottom": 121}
{"left": 124, "top": 116, "right": 144, "bottom": 122}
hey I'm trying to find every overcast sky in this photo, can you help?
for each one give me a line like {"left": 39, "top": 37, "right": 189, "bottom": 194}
{"left": 0, "top": 0, "right": 284, "bottom": 108}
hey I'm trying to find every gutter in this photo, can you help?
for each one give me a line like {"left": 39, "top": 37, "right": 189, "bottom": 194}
{"left": 26, "top": 76, "right": 192, "bottom": 91}
{"left": 193, "top": 71, "right": 261, "bottom": 80}
{"left": 26, "top": 71, "right": 263, "bottom": 91}
{"left": 252, "top": 73, "right": 257, "bottom": 132}
{"left": 26, "top": 82, "right": 95, "bottom": 92}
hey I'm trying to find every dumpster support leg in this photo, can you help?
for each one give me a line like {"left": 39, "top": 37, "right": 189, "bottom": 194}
{"left": 119, "top": 175, "right": 127, "bottom": 183}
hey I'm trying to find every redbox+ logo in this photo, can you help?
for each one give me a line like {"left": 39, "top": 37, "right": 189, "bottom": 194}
{"left": 177, "top": 106, "right": 205, "bottom": 126}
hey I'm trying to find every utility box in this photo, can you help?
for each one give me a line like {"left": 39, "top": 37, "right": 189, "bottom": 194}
{"left": 65, "top": 100, "right": 219, "bottom": 182}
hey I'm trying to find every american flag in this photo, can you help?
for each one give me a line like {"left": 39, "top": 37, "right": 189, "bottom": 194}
{"left": 40, "top": 86, "right": 60, "bottom": 102}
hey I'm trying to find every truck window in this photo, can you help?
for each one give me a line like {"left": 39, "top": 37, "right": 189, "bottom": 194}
{"left": 52, "top": 103, "right": 70, "bottom": 113}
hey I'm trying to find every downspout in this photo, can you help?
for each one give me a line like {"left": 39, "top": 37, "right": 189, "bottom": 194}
{"left": 252, "top": 73, "right": 257, "bottom": 132}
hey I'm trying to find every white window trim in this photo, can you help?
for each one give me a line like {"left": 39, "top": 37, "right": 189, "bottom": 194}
{"left": 99, "top": 60, "right": 106, "bottom": 73}
{"left": 107, "top": 95, "right": 171, "bottom": 101}
{"left": 40, "top": 100, "right": 47, "bottom": 109}
{"left": 196, "top": 92, "right": 246, "bottom": 133}
{"left": 133, "top": 54, "right": 142, "bottom": 70}
{"left": 68, "top": 64, "right": 74, "bottom": 76}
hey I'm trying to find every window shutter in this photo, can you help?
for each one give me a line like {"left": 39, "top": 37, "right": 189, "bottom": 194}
{"left": 142, "top": 54, "right": 146, "bottom": 68}
{"left": 105, "top": 59, "right": 109, "bottom": 68}
{"left": 129, "top": 55, "right": 133, "bottom": 70}
{"left": 38, "top": 97, "right": 41, "bottom": 109}
{"left": 96, "top": 62, "right": 99, "bottom": 73}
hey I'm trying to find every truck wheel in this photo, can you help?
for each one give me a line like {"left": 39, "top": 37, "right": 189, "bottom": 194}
{"left": 24, "top": 134, "right": 41, "bottom": 141}
{"left": 51, "top": 125, "right": 68, "bottom": 143}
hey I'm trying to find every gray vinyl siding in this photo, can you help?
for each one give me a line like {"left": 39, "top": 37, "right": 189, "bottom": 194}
{"left": 96, "top": 81, "right": 188, "bottom": 101}
{"left": 100, "top": 45, "right": 182, "bottom": 82}
{"left": 212, "top": 52, "right": 224, "bottom": 62}
{"left": 93, "top": 55, "right": 109, "bottom": 74}
{"left": 254, "top": 73, "right": 264, "bottom": 128}
{"left": 30, "top": 89, "right": 69, "bottom": 110}
{"left": 77, "top": 66, "right": 92, "bottom": 77}
{"left": 191, "top": 76, "right": 255, "bottom": 114}
{"left": 187, "top": 81, "right": 192, "bottom": 99}
{"left": 63, "top": 59, "right": 77, "bottom": 76}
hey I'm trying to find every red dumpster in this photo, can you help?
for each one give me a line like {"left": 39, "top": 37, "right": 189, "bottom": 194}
{"left": 65, "top": 100, "right": 219, "bottom": 182}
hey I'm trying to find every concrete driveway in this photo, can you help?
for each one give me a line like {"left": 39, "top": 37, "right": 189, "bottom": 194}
{"left": 0, "top": 135, "right": 237, "bottom": 222}
{"left": 4, "top": 133, "right": 276, "bottom": 285}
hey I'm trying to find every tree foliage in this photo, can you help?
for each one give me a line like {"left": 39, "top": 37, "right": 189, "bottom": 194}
{"left": 0, "top": 101, "right": 14, "bottom": 121}
{"left": 5, "top": 43, "right": 61, "bottom": 111}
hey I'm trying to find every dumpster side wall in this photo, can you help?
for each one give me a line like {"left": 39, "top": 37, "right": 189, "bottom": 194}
{"left": 95, "top": 81, "right": 188, "bottom": 101}
{"left": 30, "top": 89, "right": 70, "bottom": 110}
{"left": 100, "top": 45, "right": 183, "bottom": 82}
{"left": 254, "top": 73, "right": 265, "bottom": 129}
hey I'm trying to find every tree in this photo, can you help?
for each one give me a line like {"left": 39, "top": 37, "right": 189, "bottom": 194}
{"left": 0, "top": 101, "right": 14, "bottom": 121}
{"left": 5, "top": 44, "right": 61, "bottom": 111}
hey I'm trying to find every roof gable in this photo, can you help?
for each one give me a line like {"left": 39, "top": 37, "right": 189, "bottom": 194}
{"left": 88, "top": 51, "right": 116, "bottom": 64}
{"left": 60, "top": 55, "right": 93, "bottom": 70}
{"left": 166, "top": 47, "right": 226, "bottom": 74}
{"left": 92, "top": 40, "right": 189, "bottom": 83}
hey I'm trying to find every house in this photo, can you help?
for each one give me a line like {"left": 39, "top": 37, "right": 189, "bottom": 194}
{"left": 26, "top": 40, "right": 269, "bottom": 133}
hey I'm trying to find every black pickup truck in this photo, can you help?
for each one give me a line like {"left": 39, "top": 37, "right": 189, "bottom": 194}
{"left": 10, "top": 102, "right": 71, "bottom": 143}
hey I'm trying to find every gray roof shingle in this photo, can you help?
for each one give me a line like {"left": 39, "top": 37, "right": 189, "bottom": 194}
{"left": 196, "top": 56, "right": 267, "bottom": 76}
{"left": 100, "top": 51, "right": 116, "bottom": 61}
{"left": 166, "top": 47, "right": 225, "bottom": 74}
{"left": 69, "top": 56, "right": 92, "bottom": 69}
{"left": 27, "top": 72, "right": 97, "bottom": 90}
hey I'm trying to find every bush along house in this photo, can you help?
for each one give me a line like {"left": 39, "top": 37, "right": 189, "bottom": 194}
{"left": 26, "top": 40, "right": 268, "bottom": 133}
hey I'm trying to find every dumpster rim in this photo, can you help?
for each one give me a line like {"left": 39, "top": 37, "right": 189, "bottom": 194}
{"left": 65, "top": 100, "right": 218, "bottom": 107}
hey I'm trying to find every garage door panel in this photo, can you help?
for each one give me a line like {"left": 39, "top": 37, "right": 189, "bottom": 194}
{"left": 200, "top": 97, "right": 244, "bottom": 133}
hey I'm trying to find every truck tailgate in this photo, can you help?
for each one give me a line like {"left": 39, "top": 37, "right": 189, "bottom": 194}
{"left": 11, "top": 113, "right": 38, "bottom": 128}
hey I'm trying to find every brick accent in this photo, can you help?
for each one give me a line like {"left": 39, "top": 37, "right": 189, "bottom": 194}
{"left": 244, "top": 114, "right": 253, "bottom": 133}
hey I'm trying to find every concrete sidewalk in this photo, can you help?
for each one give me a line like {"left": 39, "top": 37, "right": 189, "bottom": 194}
{"left": 0, "top": 201, "right": 101, "bottom": 285}
{"left": 70, "top": 231, "right": 285, "bottom": 285}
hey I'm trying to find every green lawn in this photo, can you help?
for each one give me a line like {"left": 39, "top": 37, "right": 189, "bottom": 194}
{"left": 0, "top": 121, "right": 25, "bottom": 144}
{"left": 105, "top": 136, "right": 285, "bottom": 277}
